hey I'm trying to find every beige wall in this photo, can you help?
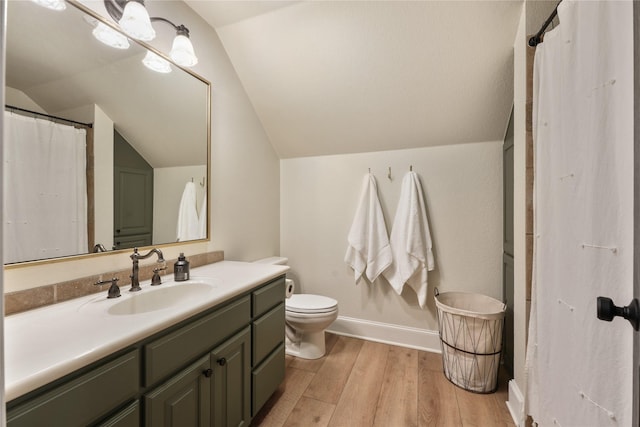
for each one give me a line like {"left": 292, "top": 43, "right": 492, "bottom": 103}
{"left": 92, "top": 105, "right": 115, "bottom": 250}
{"left": 4, "top": 1, "right": 281, "bottom": 292}
{"left": 153, "top": 165, "right": 207, "bottom": 245}
{"left": 280, "top": 141, "right": 503, "bottom": 335}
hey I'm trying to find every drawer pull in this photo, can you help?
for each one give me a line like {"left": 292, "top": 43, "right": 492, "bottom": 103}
{"left": 217, "top": 358, "right": 227, "bottom": 366}
{"left": 203, "top": 368, "right": 213, "bottom": 378}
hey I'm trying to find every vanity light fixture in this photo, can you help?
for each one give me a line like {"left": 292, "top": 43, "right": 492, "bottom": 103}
{"left": 160, "top": 19, "right": 199, "bottom": 67}
{"left": 103, "top": 0, "right": 198, "bottom": 68}
{"left": 92, "top": 22, "right": 130, "bottom": 49}
{"left": 118, "top": 0, "right": 155, "bottom": 41}
{"left": 142, "top": 51, "right": 172, "bottom": 73}
{"left": 31, "top": 0, "right": 66, "bottom": 11}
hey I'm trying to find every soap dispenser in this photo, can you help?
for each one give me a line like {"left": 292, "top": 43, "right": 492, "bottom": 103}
{"left": 174, "top": 253, "right": 190, "bottom": 281}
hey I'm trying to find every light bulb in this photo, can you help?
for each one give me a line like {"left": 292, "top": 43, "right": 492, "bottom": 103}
{"left": 142, "top": 51, "right": 171, "bottom": 73}
{"left": 93, "top": 22, "right": 130, "bottom": 49}
{"left": 119, "top": 1, "right": 155, "bottom": 41}
{"left": 170, "top": 34, "right": 198, "bottom": 67}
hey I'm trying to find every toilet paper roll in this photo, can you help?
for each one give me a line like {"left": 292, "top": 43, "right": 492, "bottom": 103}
{"left": 285, "top": 279, "right": 294, "bottom": 298}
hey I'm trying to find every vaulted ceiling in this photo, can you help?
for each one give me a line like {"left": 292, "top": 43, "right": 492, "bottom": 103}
{"left": 185, "top": 0, "right": 523, "bottom": 158}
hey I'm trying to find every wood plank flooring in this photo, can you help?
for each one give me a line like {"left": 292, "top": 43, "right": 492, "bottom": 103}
{"left": 252, "top": 333, "right": 514, "bottom": 427}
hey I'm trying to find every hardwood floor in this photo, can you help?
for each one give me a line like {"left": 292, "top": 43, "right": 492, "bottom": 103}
{"left": 252, "top": 333, "right": 514, "bottom": 427}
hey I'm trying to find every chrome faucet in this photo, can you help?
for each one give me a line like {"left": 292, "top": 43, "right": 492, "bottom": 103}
{"left": 130, "top": 247, "right": 165, "bottom": 292}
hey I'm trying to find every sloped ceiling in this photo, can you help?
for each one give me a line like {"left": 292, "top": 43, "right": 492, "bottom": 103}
{"left": 186, "top": 0, "right": 523, "bottom": 158}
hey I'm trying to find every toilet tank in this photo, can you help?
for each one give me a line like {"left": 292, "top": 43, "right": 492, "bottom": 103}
{"left": 253, "top": 256, "right": 288, "bottom": 266}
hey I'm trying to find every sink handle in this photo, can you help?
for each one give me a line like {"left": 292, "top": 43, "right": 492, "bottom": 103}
{"left": 151, "top": 267, "right": 167, "bottom": 286}
{"left": 95, "top": 278, "right": 121, "bottom": 299}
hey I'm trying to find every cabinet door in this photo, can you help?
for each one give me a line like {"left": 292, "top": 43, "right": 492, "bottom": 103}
{"left": 145, "top": 356, "right": 211, "bottom": 427}
{"left": 211, "top": 326, "right": 251, "bottom": 427}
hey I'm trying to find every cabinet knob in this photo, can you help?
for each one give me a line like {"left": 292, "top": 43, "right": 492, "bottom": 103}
{"left": 203, "top": 368, "right": 213, "bottom": 378}
{"left": 217, "top": 358, "right": 227, "bottom": 366}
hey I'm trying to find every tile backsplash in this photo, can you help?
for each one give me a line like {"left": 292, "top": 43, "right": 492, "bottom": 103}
{"left": 4, "top": 251, "right": 224, "bottom": 315}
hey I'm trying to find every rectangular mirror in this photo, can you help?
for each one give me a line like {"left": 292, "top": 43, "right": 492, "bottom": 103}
{"left": 4, "top": 0, "right": 210, "bottom": 264}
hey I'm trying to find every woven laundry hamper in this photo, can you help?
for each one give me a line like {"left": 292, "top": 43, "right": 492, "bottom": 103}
{"left": 434, "top": 289, "right": 506, "bottom": 393}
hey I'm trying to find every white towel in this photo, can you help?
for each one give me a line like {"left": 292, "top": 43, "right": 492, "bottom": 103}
{"left": 382, "top": 172, "right": 434, "bottom": 308}
{"left": 198, "top": 193, "right": 207, "bottom": 239}
{"left": 176, "top": 181, "right": 200, "bottom": 241}
{"left": 344, "top": 174, "right": 392, "bottom": 284}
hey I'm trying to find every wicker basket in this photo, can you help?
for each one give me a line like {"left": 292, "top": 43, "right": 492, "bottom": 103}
{"left": 434, "top": 289, "right": 506, "bottom": 393}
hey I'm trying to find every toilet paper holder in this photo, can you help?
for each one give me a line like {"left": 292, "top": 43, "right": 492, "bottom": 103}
{"left": 285, "top": 279, "right": 294, "bottom": 298}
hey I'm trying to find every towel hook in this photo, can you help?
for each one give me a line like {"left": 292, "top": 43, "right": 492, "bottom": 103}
{"left": 410, "top": 165, "right": 413, "bottom": 172}
{"left": 368, "top": 168, "right": 371, "bottom": 174}
{"left": 200, "top": 177, "right": 205, "bottom": 187}
{"left": 387, "top": 167, "right": 392, "bottom": 181}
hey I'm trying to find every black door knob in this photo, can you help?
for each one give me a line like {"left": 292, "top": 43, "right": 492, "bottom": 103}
{"left": 597, "top": 296, "right": 640, "bottom": 331}
{"left": 217, "top": 358, "right": 227, "bottom": 366}
{"left": 203, "top": 368, "right": 213, "bottom": 378}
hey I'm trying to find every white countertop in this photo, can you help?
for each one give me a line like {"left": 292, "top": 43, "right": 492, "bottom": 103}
{"left": 4, "top": 260, "right": 289, "bottom": 402}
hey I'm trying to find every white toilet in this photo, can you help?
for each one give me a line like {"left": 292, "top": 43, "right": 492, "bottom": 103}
{"left": 254, "top": 257, "right": 338, "bottom": 359}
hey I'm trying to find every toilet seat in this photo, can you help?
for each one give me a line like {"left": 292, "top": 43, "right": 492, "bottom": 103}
{"left": 286, "top": 294, "right": 337, "bottom": 314}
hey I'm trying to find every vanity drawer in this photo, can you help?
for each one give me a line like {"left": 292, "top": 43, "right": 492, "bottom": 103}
{"left": 252, "top": 343, "right": 285, "bottom": 416}
{"left": 252, "top": 277, "right": 285, "bottom": 317}
{"left": 144, "top": 296, "right": 250, "bottom": 386}
{"left": 252, "top": 302, "right": 285, "bottom": 364}
{"left": 7, "top": 350, "right": 139, "bottom": 427}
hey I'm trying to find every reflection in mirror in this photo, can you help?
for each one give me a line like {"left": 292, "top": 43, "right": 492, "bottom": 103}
{"left": 4, "top": 0, "right": 210, "bottom": 264}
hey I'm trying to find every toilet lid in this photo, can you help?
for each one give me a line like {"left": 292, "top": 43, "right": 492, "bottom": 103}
{"left": 286, "top": 294, "right": 338, "bottom": 314}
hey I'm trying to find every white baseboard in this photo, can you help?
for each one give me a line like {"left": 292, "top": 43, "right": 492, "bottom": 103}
{"left": 506, "top": 379, "right": 525, "bottom": 426}
{"left": 326, "top": 315, "right": 441, "bottom": 353}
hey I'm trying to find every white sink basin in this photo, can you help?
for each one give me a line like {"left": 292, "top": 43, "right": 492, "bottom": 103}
{"left": 79, "top": 277, "right": 220, "bottom": 316}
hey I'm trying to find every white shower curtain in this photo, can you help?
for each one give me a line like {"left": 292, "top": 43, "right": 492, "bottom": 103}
{"left": 526, "top": 1, "right": 634, "bottom": 425}
{"left": 3, "top": 112, "right": 88, "bottom": 263}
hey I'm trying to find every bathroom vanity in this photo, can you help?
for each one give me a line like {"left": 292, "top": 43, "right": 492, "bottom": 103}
{"left": 5, "top": 261, "right": 287, "bottom": 427}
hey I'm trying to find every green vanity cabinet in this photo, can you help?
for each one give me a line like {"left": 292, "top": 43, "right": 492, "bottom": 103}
{"left": 251, "top": 278, "right": 286, "bottom": 416}
{"left": 144, "top": 356, "right": 211, "bottom": 427}
{"left": 6, "top": 275, "right": 286, "bottom": 427}
{"left": 143, "top": 296, "right": 251, "bottom": 387}
{"left": 7, "top": 350, "right": 140, "bottom": 427}
{"left": 211, "top": 326, "right": 251, "bottom": 427}
{"left": 143, "top": 319, "right": 252, "bottom": 427}
{"left": 97, "top": 401, "right": 141, "bottom": 427}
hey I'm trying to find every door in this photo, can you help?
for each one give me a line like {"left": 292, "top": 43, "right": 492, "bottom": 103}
{"left": 114, "top": 167, "right": 153, "bottom": 248}
{"left": 211, "top": 327, "right": 251, "bottom": 427}
{"left": 113, "top": 130, "right": 153, "bottom": 249}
